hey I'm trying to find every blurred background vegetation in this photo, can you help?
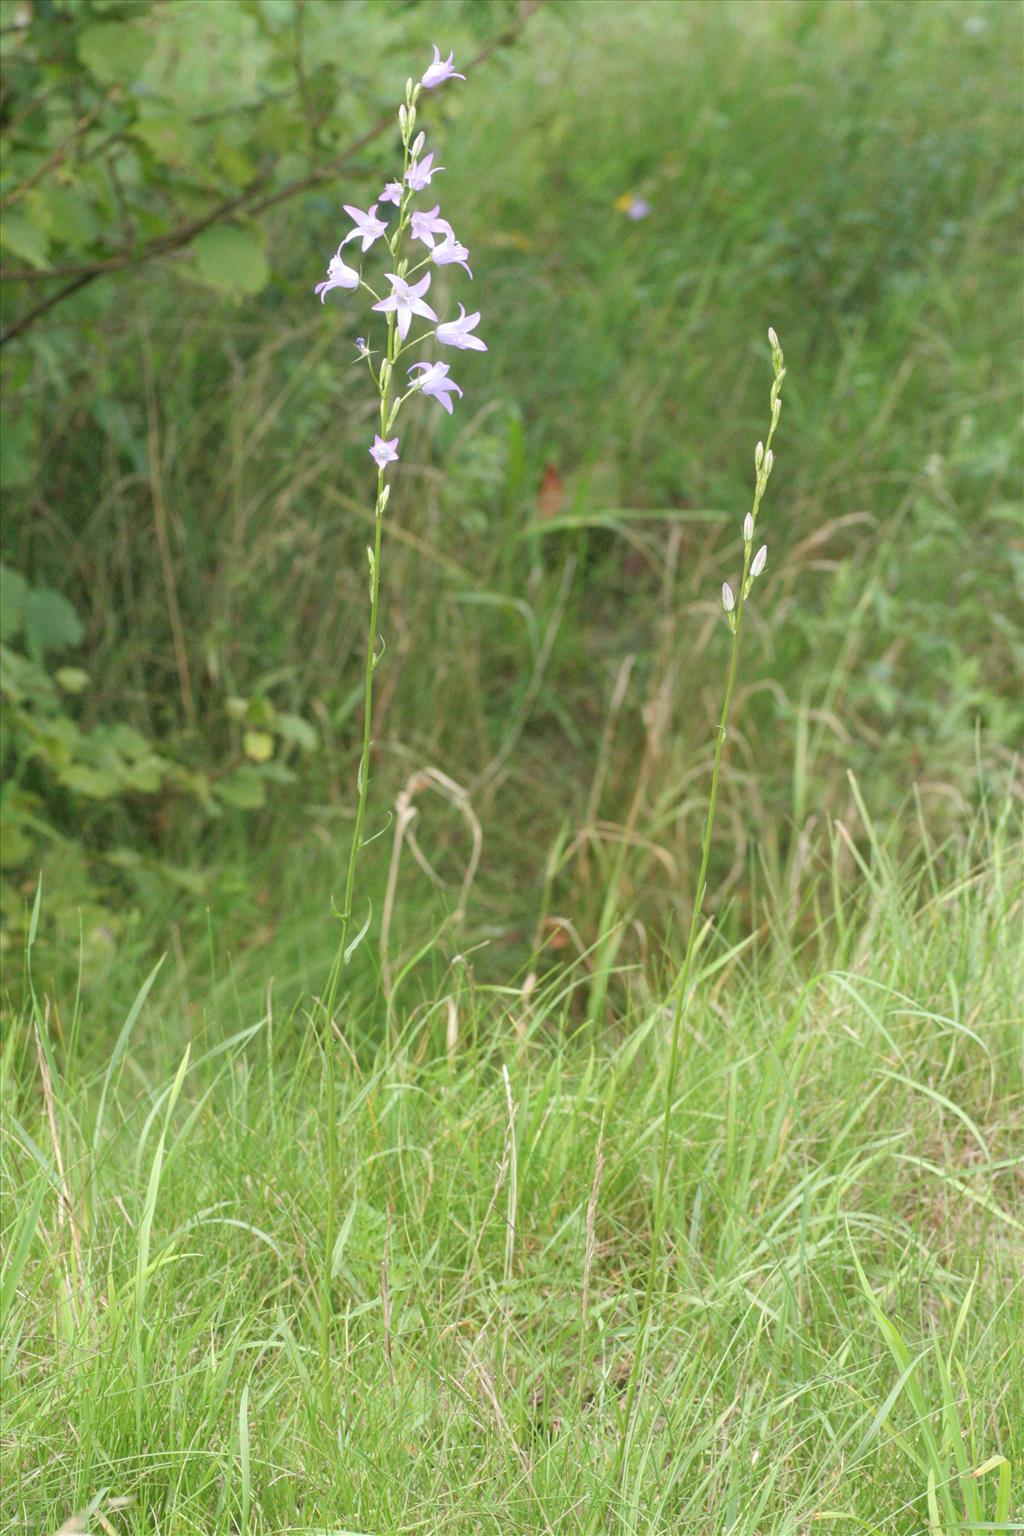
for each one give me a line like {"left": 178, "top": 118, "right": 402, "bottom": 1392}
{"left": 1, "top": 0, "right": 1020, "bottom": 1017}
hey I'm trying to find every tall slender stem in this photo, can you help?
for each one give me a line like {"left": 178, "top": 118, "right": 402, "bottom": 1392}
{"left": 317, "top": 107, "right": 418, "bottom": 1411}
{"left": 596, "top": 335, "right": 785, "bottom": 1523}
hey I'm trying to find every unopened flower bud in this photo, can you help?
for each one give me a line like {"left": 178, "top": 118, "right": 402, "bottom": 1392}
{"left": 379, "top": 359, "right": 391, "bottom": 392}
{"left": 398, "top": 105, "right": 408, "bottom": 133}
{"left": 763, "top": 448, "right": 774, "bottom": 476}
{"left": 768, "top": 326, "right": 779, "bottom": 350}
{"left": 721, "top": 582, "right": 735, "bottom": 613}
{"left": 411, "top": 130, "right": 425, "bottom": 158}
{"left": 755, "top": 441, "right": 764, "bottom": 471}
{"left": 750, "top": 544, "right": 767, "bottom": 577}
{"left": 378, "top": 484, "right": 391, "bottom": 512}
{"left": 743, "top": 513, "right": 754, "bottom": 543}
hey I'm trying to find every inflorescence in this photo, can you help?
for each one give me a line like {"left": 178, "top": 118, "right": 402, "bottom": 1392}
{"left": 313, "top": 44, "right": 484, "bottom": 469}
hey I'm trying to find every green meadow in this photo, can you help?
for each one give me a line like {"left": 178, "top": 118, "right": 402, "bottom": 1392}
{"left": 1, "top": 2, "right": 1021, "bottom": 1531}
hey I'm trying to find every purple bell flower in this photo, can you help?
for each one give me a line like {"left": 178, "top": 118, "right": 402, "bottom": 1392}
{"left": 421, "top": 45, "right": 465, "bottom": 90}
{"left": 408, "top": 360, "right": 463, "bottom": 415}
{"left": 314, "top": 248, "right": 360, "bottom": 303}
{"left": 342, "top": 203, "right": 388, "bottom": 252}
{"left": 406, "top": 152, "right": 443, "bottom": 192}
{"left": 372, "top": 272, "right": 438, "bottom": 341}
{"left": 436, "top": 304, "right": 487, "bottom": 352}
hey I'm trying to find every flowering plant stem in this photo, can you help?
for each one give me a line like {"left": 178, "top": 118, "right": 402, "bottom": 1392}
{"left": 311, "top": 48, "right": 481, "bottom": 1409}
{"left": 317, "top": 137, "right": 409, "bottom": 1415}
{"left": 598, "top": 333, "right": 786, "bottom": 1518}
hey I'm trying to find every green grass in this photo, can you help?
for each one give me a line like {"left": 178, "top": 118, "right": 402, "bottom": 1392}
{"left": 2, "top": 0, "right": 1023, "bottom": 1530}
{"left": 3, "top": 791, "right": 1021, "bottom": 1533}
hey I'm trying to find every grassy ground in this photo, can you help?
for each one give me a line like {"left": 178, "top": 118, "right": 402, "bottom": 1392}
{"left": 3, "top": 792, "right": 1021, "bottom": 1532}
{"left": 2, "top": 0, "right": 1022, "bottom": 1531}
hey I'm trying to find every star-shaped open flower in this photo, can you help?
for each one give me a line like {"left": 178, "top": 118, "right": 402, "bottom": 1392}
{"left": 369, "top": 435, "right": 399, "bottom": 468}
{"left": 421, "top": 45, "right": 465, "bottom": 89}
{"left": 372, "top": 272, "right": 438, "bottom": 341}
{"left": 436, "top": 305, "right": 487, "bottom": 352}
{"left": 432, "top": 233, "right": 472, "bottom": 279}
{"left": 314, "top": 248, "right": 360, "bottom": 303}
{"left": 342, "top": 203, "right": 388, "bottom": 252}
{"left": 410, "top": 205, "right": 453, "bottom": 249}
{"left": 379, "top": 182, "right": 403, "bottom": 206}
{"left": 406, "top": 152, "right": 443, "bottom": 192}
{"left": 409, "top": 360, "right": 463, "bottom": 415}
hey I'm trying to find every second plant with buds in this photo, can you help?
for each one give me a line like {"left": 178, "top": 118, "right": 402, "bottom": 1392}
{"left": 600, "top": 329, "right": 788, "bottom": 1523}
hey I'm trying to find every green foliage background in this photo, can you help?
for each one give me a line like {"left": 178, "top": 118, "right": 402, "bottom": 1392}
{"left": 1, "top": 0, "right": 1020, "bottom": 1004}
{"left": 1, "top": 6, "right": 1022, "bottom": 1532}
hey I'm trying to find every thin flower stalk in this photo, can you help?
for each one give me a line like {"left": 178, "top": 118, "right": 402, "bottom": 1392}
{"left": 602, "top": 330, "right": 787, "bottom": 1513}
{"left": 311, "top": 46, "right": 480, "bottom": 1411}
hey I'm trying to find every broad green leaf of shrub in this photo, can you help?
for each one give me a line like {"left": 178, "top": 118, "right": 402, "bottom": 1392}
{"left": 120, "top": 756, "right": 166, "bottom": 794}
{"left": 105, "top": 723, "right": 151, "bottom": 759}
{"left": 215, "top": 768, "right": 267, "bottom": 809}
{"left": 39, "top": 188, "right": 99, "bottom": 249}
{"left": 132, "top": 115, "right": 200, "bottom": 167}
{"left": 243, "top": 729, "right": 275, "bottom": 763}
{"left": 58, "top": 764, "right": 121, "bottom": 799}
{"left": 77, "top": 22, "right": 154, "bottom": 85}
{"left": 23, "top": 587, "right": 84, "bottom": 654}
{"left": 0, "top": 567, "right": 28, "bottom": 640}
{"left": 0, "top": 210, "right": 49, "bottom": 270}
{"left": 55, "top": 668, "right": 90, "bottom": 695}
{"left": 0, "top": 419, "right": 35, "bottom": 490}
{"left": 191, "top": 224, "right": 269, "bottom": 296}
{"left": 274, "top": 713, "right": 318, "bottom": 751}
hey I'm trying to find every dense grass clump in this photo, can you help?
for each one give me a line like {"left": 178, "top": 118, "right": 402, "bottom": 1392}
{"left": 2, "top": 800, "right": 1020, "bottom": 1532}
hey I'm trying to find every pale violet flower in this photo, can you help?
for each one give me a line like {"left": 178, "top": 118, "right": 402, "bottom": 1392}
{"left": 409, "top": 360, "right": 463, "bottom": 415}
{"left": 410, "top": 205, "right": 453, "bottom": 249}
{"left": 372, "top": 272, "right": 438, "bottom": 341}
{"left": 721, "top": 582, "right": 735, "bottom": 613}
{"left": 370, "top": 435, "right": 399, "bottom": 468}
{"left": 406, "top": 152, "right": 443, "bottom": 192}
{"left": 380, "top": 182, "right": 403, "bottom": 206}
{"left": 432, "top": 232, "right": 472, "bottom": 278}
{"left": 421, "top": 45, "right": 465, "bottom": 89}
{"left": 750, "top": 544, "right": 768, "bottom": 577}
{"left": 314, "top": 248, "right": 359, "bottom": 303}
{"left": 627, "top": 197, "right": 651, "bottom": 221}
{"left": 342, "top": 203, "right": 387, "bottom": 252}
{"left": 436, "top": 305, "right": 487, "bottom": 352}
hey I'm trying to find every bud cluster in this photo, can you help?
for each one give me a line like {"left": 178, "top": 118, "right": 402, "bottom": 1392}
{"left": 720, "top": 328, "right": 785, "bottom": 633}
